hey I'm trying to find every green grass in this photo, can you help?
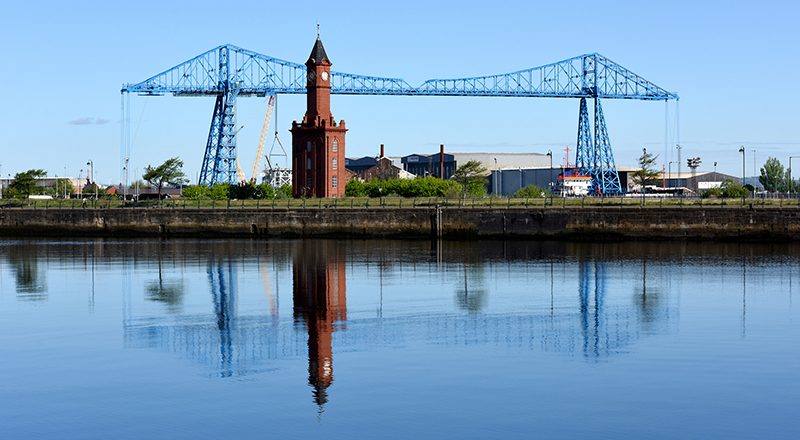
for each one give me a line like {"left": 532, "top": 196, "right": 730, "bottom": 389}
{"left": 1, "top": 195, "right": 796, "bottom": 209}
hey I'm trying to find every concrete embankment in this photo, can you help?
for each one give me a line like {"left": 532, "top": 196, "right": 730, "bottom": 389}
{"left": 2, "top": 205, "right": 800, "bottom": 241}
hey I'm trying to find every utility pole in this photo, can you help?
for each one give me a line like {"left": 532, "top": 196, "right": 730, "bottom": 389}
{"left": 676, "top": 145, "right": 682, "bottom": 194}
{"left": 714, "top": 162, "right": 717, "bottom": 189}
{"left": 789, "top": 156, "right": 800, "bottom": 194}
{"left": 739, "top": 146, "right": 746, "bottom": 204}
{"left": 87, "top": 160, "right": 96, "bottom": 203}
{"left": 687, "top": 157, "right": 701, "bottom": 193}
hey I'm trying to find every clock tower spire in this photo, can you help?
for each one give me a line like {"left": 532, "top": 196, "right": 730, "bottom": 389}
{"left": 291, "top": 34, "right": 347, "bottom": 198}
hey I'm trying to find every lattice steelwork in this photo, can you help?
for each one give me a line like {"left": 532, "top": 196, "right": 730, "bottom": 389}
{"left": 122, "top": 45, "right": 678, "bottom": 185}
{"left": 575, "top": 97, "right": 623, "bottom": 194}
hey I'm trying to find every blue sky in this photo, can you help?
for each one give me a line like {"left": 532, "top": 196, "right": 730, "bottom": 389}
{"left": 2, "top": 0, "right": 798, "bottom": 185}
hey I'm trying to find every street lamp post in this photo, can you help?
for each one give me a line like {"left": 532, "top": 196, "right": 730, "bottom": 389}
{"left": 739, "top": 146, "right": 746, "bottom": 204}
{"left": 124, "top": 157, "right": 129, "bottom": 201}
{"left": 668, "top": 161, "right": 676, "bottom": 190}
{"left": 546, "top": 150, "right": 553, "bottom": 203}
{"left": 493, "top": 157, "right": 498, "bottom": 195}
{"left": 87, "top": 160, "right": 96, "bottom": 204}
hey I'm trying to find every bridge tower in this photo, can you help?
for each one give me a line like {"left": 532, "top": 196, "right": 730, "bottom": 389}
{"left": 575, "top": 97, "right": 623, "bottom": 194}
{"left": 291, "top": 36, "right": 347, "bottom": 198}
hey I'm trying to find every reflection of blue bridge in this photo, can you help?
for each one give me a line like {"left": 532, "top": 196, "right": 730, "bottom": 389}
{"left": 123, "top": 261, "right": 675, "bottom": 378}
{"left": 121, "top": 44, "right": 678, "bottom": 192}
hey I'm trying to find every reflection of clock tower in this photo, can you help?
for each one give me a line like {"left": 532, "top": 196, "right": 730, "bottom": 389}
{"left": 291, "top": 35, "right": 347, "bottom": 198}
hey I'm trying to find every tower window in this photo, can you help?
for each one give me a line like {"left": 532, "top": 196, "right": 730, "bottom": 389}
{"left": 332, "top": 139, "right": 338, "bottom": 152}
{"left": 332, "top": 158, "right": 337, "bottom": 169}
{"left": 306, "top": 141, "right": 312, "bottom": 152}
{"left": 307, "top": 176, "right": 312, "bottom": 188}
{"left": 307, "top": 158, "right": 312, "bottom": 170}
{"left": 332, "top": 175, "right": 338, "bottom": 188}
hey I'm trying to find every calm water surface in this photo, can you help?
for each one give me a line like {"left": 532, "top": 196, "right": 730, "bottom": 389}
{"left": 0, "top": 238, "right": 798, "bottom": 439}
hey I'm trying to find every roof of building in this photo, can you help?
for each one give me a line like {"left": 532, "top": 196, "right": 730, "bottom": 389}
{"left": 308, "top": 37, "right": 329, "bottom": 64}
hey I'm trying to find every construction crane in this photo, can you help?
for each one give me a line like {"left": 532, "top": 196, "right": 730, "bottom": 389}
{"left": 251, "top": 95, "right": 275, "bottom": 182}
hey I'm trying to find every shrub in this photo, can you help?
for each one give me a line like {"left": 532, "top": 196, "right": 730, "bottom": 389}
{"left": 511, "top": 184, "right": 548, "bottom": 198}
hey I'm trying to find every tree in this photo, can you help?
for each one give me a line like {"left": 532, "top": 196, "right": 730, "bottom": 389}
{"left": 630, "top": 148, "right": 659, "bottom": 193}
{"left": 786, "top": 168, "right": 798, "bottom": 193}
{"left": 82, "top": 183, "right": 107, "bottom": 197}
{"left": 9, "top": 169, "right": 47, "bottom": 198}
{"left": 143, "top": 157, "right": 188, "bottom": 201}
{"left": 721, "top": 178, "right": 745, "bottom": 198}
{"left": 452, "top": 160, "right": 488, "bottom": 198}
{"left": 759, "top": 157, "right": 785, "bottom": 192}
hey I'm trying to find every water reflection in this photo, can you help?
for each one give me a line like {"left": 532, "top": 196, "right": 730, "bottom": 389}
{"left": 6, "top": 243, "right": 47, "bottom": 301}
{"left": 292, "top": 241, "right": 347, "bottom": 411}
{"left": 8, "top": 239, "right": 791, "bottom": 409}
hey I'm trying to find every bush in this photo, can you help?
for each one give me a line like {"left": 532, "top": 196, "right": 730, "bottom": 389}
{"left": 182, "top": 184, "right": 210, "bottom": 200}
{"left": 345, "top": 177, "right": 459, "bottom": 198}
{"left": 720, "top": 179, "right": 745, "bottom": 198}
{"left": 275, "top": 183, "right": 292, "bottom": 199}
{"left": 511, "top": 185, "right": 548, "bottom": 198}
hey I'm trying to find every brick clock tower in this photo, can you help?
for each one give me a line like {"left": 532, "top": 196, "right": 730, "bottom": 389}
{"left": 291, "top": 36, "right": 347, "bottom": 198}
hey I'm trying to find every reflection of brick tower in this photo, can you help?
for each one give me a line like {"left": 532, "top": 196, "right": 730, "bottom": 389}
{"left": 292, "top": 241, "right": 347, "bottom": 411}
{"left": 291, "top": 35, "right": 347, "bottom": 198}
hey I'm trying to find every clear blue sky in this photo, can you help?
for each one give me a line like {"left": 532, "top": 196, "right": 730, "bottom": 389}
{"left": 2, "top": 0, "right": 798, "bottom": 185}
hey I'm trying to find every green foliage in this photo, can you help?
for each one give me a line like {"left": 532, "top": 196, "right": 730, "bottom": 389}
{"left": 275, "top": 183, "right": 292, "bottom": 199}
{"left": 130, "top": 179, "right": 149, "bottom": 189}
{"left": 183, "top": 182, "right": 287, "bottom": 200}
{"left": 9, "top": 169, "right": 47, "bottom": 198}
{"left": 444, "top": 187, "right": 460, "bottom": 199}
{"left": 143, "top": 157, "right": 188, "bottom": 198}
{"left": 511, "top": 184, "right": 549, "bottom": 198}
{"left": 209, "top": 183, "right": 230, "bottom": 200}
{"left": 181, "top": 184, "right": 210, "bottom": 200}
{"left": 3, "top": 187, "right": 22, "bottom": 199}
{"left": 346, "top": 176, "right": 458, "bottom": 198}
{"left": 721, "top": 179, "right": 745, "bottom": 198}
{"left": 786, "top": 168, "right": 798, "bottom": 193}
{"left": 345, "top": 179, "right": 367, "bottom": 197}
{"left": 631, "top": 148, "right": 660, "bottom": 192}
{"left": 701, "top": 187, "right": 722, "bottom": 198}
{"left": 759, "top": 157, "right": 785, "bottom": 192}
{"left": 54, "top": 178, "right": 75, "bottom": 196}
{"left": 452, "top": 160, "right": 488, "bottom": 198}
{"left": 81, "top": 183, "right": 107, "bottom": 197}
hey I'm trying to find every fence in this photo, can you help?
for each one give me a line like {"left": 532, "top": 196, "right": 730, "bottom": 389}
{"left": 3, "top": 194, "right": 800, "bottom": 210}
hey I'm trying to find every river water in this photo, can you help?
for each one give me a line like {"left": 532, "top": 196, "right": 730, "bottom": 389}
{"left": 0, "top": 238, "right": 798, "bottom": 439}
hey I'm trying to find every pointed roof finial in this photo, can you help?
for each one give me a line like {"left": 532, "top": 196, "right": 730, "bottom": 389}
{"left": 317, "top": 23, "right": 320, "bottom": 38}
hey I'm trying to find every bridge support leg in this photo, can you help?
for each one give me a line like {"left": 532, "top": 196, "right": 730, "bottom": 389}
{"left": 574, "top": 97, "right": 623, "bottom": 194}
{"left": 199, "top": 46, "right": 239, "bottom": 186}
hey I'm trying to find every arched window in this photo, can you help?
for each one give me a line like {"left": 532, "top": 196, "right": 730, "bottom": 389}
{"left": 332, "top": 139, "right": 338, "bottom": 152}
{"left": 306, "top": 141, "right": 312, "bottom": 152}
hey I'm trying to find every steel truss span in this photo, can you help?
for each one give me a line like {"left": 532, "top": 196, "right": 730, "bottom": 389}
{"left": 121, "top": 44, "right": 678, "bottom": 187}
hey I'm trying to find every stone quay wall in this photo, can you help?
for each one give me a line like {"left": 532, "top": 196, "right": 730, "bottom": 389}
{"left": 1, "top": 205, "right": 799, "bottom": 241}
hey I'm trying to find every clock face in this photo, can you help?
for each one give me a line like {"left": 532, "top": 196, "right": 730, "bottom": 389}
{"left": 321, "top": 71, "right": 329, "bottom": 81}
{"left": 307, "top": 71, "right": 315, "bottom": 81}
